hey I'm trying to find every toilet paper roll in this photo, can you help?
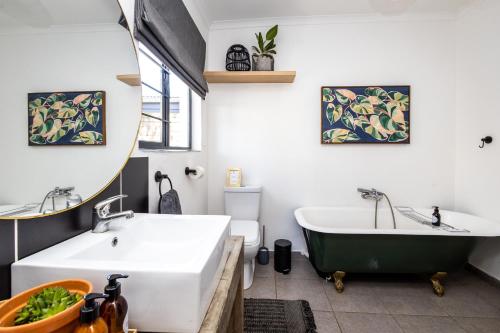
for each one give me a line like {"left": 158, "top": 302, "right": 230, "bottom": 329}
{"left": 189, "top": 166, "right": 205, "bottom": 180}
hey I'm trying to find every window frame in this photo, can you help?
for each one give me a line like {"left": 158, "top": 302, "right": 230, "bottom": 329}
{"left": 138, "top": 49, "right": 192, "bottom": 151}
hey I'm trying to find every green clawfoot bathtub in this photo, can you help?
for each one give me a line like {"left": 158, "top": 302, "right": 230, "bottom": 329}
{"left": 295, "top": 207, "right": 500, "bottom": 296}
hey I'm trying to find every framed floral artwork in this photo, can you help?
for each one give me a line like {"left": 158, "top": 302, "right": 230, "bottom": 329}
{"left": 28, "top": 91, "right": 106, "bottom": 146}
{"left": 321, "top": 86, "right": 410, "bottom": 144}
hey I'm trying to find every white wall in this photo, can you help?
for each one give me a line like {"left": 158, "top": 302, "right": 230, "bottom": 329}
{"left": 133, "top": 96, "right": 209, "bottom": 215}
{"left": 455, "top": 0, "right": 500, "bottom": 279}
{"left": 206, "top": 16, "right": 458, "bottom": 251}
{"left": 0, "top": 26, "right": 141, "bottom": 206}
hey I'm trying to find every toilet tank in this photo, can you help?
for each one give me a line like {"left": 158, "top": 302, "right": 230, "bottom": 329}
{"left": 224, "top": 186, "right": 262, "bottom": 221}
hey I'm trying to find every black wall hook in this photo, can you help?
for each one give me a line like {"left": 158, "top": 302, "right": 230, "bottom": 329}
{"left": 479, "top": 136, "right": 493, "bottom": 148}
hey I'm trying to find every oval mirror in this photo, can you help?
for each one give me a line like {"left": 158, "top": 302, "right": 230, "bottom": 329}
{"left": 0, "top": 0, "right": 141, "bottom": 218}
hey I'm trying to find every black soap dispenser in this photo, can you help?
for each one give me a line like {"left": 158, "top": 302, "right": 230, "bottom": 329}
{"left": 432, "top": 206, "right": 441, "bottom": 227}
{"left": 100, "top": 274, "right": 129, "bottom": 333}
{"left": 73, "top": 293, "right": 109, "bottom": 333}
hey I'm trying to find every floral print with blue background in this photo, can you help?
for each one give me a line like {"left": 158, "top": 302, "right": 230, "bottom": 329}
{"left": 321, "top": 86, "right": 410, "bottom": 144}
{"left": 28, "top": 91, "right": 105, "bottom": 145}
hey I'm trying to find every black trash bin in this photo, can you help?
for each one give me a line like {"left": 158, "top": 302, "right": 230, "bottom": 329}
{"left": 274, "top": 239, "right": 292, "bottom": 274}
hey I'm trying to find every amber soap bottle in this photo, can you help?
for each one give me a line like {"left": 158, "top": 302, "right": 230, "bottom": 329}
{"left": 73, "top": 293, "right": 109, "bottom": 333}
{"left": 100, "top": 274, "right": 129, "bottom": 333}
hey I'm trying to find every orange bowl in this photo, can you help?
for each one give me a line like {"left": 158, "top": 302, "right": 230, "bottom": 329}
{"left": 0, "top": 279, "right": 92, "bottom": 333}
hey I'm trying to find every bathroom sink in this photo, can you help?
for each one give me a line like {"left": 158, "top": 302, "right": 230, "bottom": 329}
{"left": 11, "top": 213, "right": 231, "bottom": 333}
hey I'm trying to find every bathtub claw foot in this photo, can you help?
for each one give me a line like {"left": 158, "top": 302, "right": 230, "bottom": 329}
{"left": 333, "top": 271, "right": 346, "bottom": 293}
{"left": 431, "top": 272, "right": 447, "bottom": 297}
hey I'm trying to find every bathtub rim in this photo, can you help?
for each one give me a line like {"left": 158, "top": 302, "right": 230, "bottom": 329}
{"left": 294, "top": 206, "right": 500, "bottom": 237}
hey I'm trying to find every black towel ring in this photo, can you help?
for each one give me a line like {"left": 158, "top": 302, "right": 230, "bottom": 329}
{"left": 155, "top": 171, "right": 173, "bottom": 196}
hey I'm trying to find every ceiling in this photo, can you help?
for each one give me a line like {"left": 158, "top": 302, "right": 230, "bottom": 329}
{"left": 193, "top": 0, "right": 477, "bottom": 24}
{"left": 0, "top": 0, "right": 121, "bottom": 30}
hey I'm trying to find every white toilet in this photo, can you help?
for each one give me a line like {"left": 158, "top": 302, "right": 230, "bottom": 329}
{"left": 224, "top": 186, "right": 262, "bottom": 289}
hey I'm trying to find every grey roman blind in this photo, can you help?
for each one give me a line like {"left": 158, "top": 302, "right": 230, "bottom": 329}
{"left": 134, "top": 0, "right": 208, "bottom": 98}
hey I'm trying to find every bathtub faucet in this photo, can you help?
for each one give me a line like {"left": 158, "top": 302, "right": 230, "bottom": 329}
{"left": 357, "top": 188, "right": 383, "bottom": 201}
{"left": 357, "top": 187, "right": 396, "bottom": 229}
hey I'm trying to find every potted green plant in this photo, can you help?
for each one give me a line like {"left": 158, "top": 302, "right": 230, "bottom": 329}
{"left": 0, "top": 279, "right": 92, "bottom": 333}
{"left": 252, "top": 25, "right": 278, "bottom": 71}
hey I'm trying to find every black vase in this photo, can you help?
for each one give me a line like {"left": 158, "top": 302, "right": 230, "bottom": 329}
{"left": 225, "top": 44, "right": 251, "bottom": 71}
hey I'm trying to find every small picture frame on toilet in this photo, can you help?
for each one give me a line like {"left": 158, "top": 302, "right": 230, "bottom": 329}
{"left": 226, "top": 168, "right": 242, "bottom": 187}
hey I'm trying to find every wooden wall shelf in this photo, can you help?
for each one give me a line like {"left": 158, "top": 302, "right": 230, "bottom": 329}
{"left": 204, "top": 71, "right": 296, "bottom": 84}
{"left": 116, "top": 74, "right": 141, "bottom": 86}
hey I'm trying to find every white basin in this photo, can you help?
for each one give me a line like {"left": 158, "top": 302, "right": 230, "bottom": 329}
{"left": 11, "top": 213, "right": 231, "bottom": 333}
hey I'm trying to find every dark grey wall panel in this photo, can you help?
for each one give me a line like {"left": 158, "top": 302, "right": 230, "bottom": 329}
{"left": 122, "top": 157, "right": 149, "bottom": 213}
{"left": 0, "top": 220, "right": 14, "bottom": 299}
{"left": 18, "top": 177, "right": 120, "bottom": 259}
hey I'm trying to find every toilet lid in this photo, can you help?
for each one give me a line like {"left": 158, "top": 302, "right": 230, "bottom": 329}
{"left": 230, "top": 220, "right": 260, "bottom": 246}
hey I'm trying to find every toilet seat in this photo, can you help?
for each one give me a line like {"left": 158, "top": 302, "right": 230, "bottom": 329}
{"left": 230, "top": 219, "right": 260, "bottom": 247}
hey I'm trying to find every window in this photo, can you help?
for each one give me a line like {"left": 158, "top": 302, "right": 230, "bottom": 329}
{"left": 137, "top": 46, "right": 194, "bottom": 150}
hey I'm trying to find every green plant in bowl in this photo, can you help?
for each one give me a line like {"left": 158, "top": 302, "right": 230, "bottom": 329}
{"left": 14, "top": 287, "right": 82, "bottom": 325}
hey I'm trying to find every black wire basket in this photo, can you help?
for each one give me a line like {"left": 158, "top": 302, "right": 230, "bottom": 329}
{"left": 225, "top": 44, "right": 251, "bottom": 71}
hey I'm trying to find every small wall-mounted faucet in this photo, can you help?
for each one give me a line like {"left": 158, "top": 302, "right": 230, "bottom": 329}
{"left": 479, "top": 136, "right": 493, "bottom": 148}
{"left": 357, "top": 188, "right": 383, "bottom": 201}
{"left": 92, "top": 194, "right": 134, "bottom": 233}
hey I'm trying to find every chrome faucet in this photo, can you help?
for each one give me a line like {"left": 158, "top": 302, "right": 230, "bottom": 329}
{"left": 92, "top": 195, "right": 134, "bottom": 233}
{"left": 357, "top": 187, "right": 396, "bottom": 229}
{"left": 39, "top": 186, "right": 81, "bottom": 213}
{"left": 357, "top": 188, "right": 383, "bottom": 201}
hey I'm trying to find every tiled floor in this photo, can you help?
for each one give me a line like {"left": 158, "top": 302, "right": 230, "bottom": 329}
{"left": 244, "top": 253, "right": 500, "bottom": 333}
